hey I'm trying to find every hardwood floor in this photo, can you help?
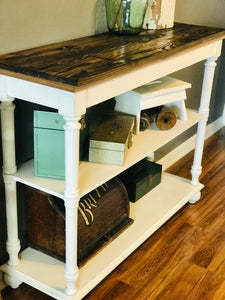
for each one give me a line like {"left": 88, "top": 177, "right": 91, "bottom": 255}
{"left": 1, "top": 128, "right": 225, "bottom": 300}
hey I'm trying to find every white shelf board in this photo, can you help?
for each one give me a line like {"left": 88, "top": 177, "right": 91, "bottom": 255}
{"left": 0, "top": 173, "right": 203, "bottom": 300}
{"left": 12, "top": 109, "right": 202, "bottom": 198}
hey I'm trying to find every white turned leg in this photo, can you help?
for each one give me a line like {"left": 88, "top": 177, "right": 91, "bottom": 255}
{"left": 0, "top": 101, "right": 17, "bottom": 175}
{"left": 189, "top": 191, "right": 201, "bottom": 204}
{"left": 190, "top": 56, "right": 217, "bottom": 203}
{"left": 4, "top": 176, "right": 21, "bottom": 266}
{"left": 0, "top": 99, "right": 21, "bottom": 286}
{"left": 63, "top": 117, "right": 81, "bottom": 295}
{"left": 4, "top": 274, "right": 21, "bottom": 289}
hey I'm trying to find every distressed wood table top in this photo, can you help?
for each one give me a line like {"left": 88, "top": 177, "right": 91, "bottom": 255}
{"left": 0, "top": 23, "right": 224, "bottom": 92}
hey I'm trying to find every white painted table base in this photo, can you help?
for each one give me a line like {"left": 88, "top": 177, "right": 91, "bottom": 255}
{"left": 0, "top": 38, "right": 223, "bottom": 299}
{"left": 191, "top": 57, "right": 218, "bottom": 192}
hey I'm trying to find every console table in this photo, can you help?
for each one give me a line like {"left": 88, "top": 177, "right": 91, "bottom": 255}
{"left": 0, "top": 23, "right": 224, "bottom": 300}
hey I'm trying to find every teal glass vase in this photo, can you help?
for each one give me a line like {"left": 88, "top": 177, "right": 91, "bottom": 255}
{"left": 105, "top": 0, "right": 148, "bottom": 35}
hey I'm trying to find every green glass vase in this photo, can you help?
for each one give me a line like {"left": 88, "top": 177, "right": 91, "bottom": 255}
{"left": 105, "top": 0, "right": 148, "bottom": 35}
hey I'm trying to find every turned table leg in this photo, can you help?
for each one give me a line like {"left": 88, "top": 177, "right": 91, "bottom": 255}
{"left": 190, "top": 56, "right": 217, "bottom": 203}
{"left": 63, "top": 116, "right": 81, "bottom": 295}
{"left": 0, "top": 100, "right": 21, "bottom": 288}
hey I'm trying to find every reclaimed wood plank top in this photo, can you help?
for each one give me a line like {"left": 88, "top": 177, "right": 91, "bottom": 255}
{"left": 0, "top": 23, "right": 224, "bottom": 92}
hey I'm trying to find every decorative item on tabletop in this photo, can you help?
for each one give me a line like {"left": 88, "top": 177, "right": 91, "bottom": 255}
{"left": 89, "top": 114, "right": 135, "bottom": 165}
{"left": 105, "top": 0, "right": 149, "bottom": 34}
{"left": 24, "top": 177, "right": 133, "bottom": 265}
{"left": 119, "top": 159, "right": 162, "bottom": 202}
{"left": 115, "top": 76, "right": 191, "bottom": 134}
{"left": 143, "top": 0, "right": 176, "bottom": 30}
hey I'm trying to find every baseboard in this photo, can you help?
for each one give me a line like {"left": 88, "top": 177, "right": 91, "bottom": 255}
{"left": 157, "top": 116, "right": 224, "bottom": 170}
{"left": 223, "top": 103, "right": 225, "bottom": 126}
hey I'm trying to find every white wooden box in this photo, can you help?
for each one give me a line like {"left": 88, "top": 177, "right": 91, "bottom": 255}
{"left": 115, "top": 76, "right": 191, "bottom": 134}
{"left": 143, "top": 0, "right": 176, "bottom": 30}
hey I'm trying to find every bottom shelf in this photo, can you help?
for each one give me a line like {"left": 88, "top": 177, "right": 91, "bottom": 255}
{"left": 0, "top": 173, "right": 203, "bottom": 300}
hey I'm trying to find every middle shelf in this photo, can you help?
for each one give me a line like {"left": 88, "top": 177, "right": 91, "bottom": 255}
{"left": 12, "top": 109, "right": 202, "bottom": 199}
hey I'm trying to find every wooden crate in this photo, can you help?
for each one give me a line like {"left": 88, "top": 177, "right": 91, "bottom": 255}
{"left": 24, "top": 178, "right": 133, "bottom": 266}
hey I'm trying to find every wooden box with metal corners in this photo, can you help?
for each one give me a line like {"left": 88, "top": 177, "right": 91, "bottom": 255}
{"left": 24, "top": 177, "right": 133, "bottom": 266}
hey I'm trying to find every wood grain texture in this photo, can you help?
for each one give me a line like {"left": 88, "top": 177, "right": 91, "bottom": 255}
{"left": 1, "top": 128, "right": 225, "bottom": 299}
{"left": 0, "top": 23, "right": 224, "bottom": 92}
{"left": 24, "top": 178, "right": 132, "bottom": 266}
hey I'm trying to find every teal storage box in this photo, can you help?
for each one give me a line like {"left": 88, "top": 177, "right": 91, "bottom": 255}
{"left": 34, "top": 111, "right": 66, "bottom": 179}
{"left": 34, "top": 111, "right": 88, "bottom": 179}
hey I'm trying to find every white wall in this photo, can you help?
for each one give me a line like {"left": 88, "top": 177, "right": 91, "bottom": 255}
{"left": 0, "top": 0, "right": 107, "bottom": 55}
{"left": 175, "top": 0, "right": 225, "bottom": 28}
{"left": 174, "top": 0, "right": 225, "bottom": 122}
{"left": 155, "top": 0, "right": 225, "bottom": 163}
{"left": 0, "top": 1, "right": 224, "bottom": 55}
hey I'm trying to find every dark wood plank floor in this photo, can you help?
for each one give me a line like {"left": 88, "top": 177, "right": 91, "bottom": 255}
{"left": 1, "top": 128, "right": 225, "bottom": 300}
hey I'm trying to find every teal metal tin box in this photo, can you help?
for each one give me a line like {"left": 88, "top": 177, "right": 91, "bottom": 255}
{"left": 119, "top": 159, "right": 162, "bottom": 202}
{"left": 34, "top": 111, "right": 66, "bottom": 179}
{"left": 34, "top": 110, "right": 87, "bottom": 179}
